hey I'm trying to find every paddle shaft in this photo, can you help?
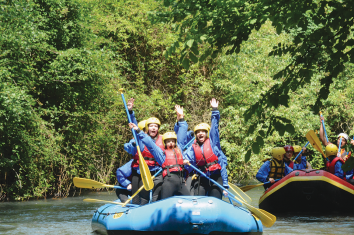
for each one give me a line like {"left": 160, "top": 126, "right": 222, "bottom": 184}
{"left": 264, "top": 179, "right": 280, "bottom": 185}
{"left": 320, "top": 112, "right": 329, "bottom": 142}
{"left": 119, "top": 91, "right": 139, "bottom": 144}
{"left": 122, "top": 169, "right": 162, "bottom": 207}
{"left": 187, "top": 163, "right": 243, "bottom": 206}
{"left": 183, "top": 137, "right": 195, "bottom": 151}
{"left": 338, "top": 137, "right": 342, "bottom": 154}
{"left": 293, "top": 141, "right": 310, "bottom": 162}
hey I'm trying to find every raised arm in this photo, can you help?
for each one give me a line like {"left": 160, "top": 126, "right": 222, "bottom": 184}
{"left": 175, "top": 105, "right": 189, "bottom": 148}
{"left": 209, "top": 98, "right": 221, "bottom": 149}
{"left": 128, "top": 98, "right": 138, "bottom": 125}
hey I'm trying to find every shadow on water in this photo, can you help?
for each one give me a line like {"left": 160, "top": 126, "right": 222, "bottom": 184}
{"left": 247, "top": 186, "right": 354, "bottom": 235}
{"left": 1, "top": 188, "right": 354, "bottom": 234}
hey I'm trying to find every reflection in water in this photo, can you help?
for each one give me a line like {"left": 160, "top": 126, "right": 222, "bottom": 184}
{"left": 1, "top": 187, "right": 354, "bottom": 234}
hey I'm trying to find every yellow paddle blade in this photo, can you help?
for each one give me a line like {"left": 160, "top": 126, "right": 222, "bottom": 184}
{"left": 73, "top": 177, "right": 114, "bottom": 189}
{"left": 231, "top": 192, "right": 276, "bottom": 227}
{"left": 243, "top": 202, "right": 276, "bottom": 228}
{"left": 137, "top": 146, "right": 154, "bottom": 191}
{"left": 83, "top": 198, "right": 125, "bottom": 205}
{"left": 121, "top": 169, "right": 160, "bottom": 207}
{"left": 305, "top": 130, "right": 326, "bottom": 158}
{"left": 259, "top": 209, "right": 276, "bottom": 222}
{"left": 239, "top": 183, "right": 264, "bottom": 192}
{"left": 229, "top": 183, "right": 252, "bottom": 203}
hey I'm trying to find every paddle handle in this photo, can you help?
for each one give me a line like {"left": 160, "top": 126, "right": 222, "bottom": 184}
{"left": 183, "top": 137, "right": 195, "bottom": 151}
{"left": 338, "top": 137, "right": 342, "bottom": 154}
{"left": 119, "top": 90, "right": 139, "bottom": 143}
{"left": 112, "top": 185, "right": 126, "bottom": 190}
{"left": 187, "top": 163, "right": 243, "bottom": 206}
{"left": 121, "top": 169, "right": 162, "bottom": 207}
{"left": 320, "top": 112, "right": 329, "bottom": 142}
{"left": 264, "top": 179, "right": 280, "bottom": 185}
{"left": 293, "top": 141, "right": 310, "bottom": 162}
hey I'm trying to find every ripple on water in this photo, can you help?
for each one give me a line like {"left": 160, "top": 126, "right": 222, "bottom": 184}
{"left": 1, "top": 190, "right": 354, "bottom": 234}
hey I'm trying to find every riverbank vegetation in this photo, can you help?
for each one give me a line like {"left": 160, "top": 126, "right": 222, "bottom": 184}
{"left": 1, "top": 0, "right": 354, "bottom": 201}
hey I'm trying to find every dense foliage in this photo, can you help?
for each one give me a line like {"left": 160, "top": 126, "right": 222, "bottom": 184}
{"left": 1, "top": 0, "right": 354, "bottom": 200}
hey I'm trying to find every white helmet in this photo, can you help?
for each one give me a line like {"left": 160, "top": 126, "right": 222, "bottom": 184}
{"left": 337, "top": 133, "right": 349, "bottom": 141}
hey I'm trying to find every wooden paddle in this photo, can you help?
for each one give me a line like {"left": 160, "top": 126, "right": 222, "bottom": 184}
{"left": 73, "top": 177, "right": 126, "bottom": 189}
{"left": 187, "top": 163, "right": 276, "bottom": 227}
{"left": 240, "top": 179, "right": 280, "bottom": 192}
{"left": 119, "top": 88, "right": 153, "bottom": 191}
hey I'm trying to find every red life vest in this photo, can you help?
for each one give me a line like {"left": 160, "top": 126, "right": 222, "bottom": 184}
{"left": 328, "top": 157, "right": 345, "bottom": 178}
{"left": 192, "top": 138, "right": 221, "bottom": 172}
{"left": 287, "top": 160, "right": 294, "bottom": 169}
{"left": 162, "top": 148, "right": 184, "bottom": 178}
{"left": 132, "top": 135, "right": 164, "bottom": 168}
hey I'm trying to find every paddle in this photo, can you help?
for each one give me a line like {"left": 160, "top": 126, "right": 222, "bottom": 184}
{"left": 293, "top": 141, "right": 310, "bottom": 162}
{"left": 73, "top": 177, "right": 126, "bottom": 190}
{"left": 319, "top": 111, "right": 329, "bottom": 142}
{"left": 119, "top": 88, "right": 153, "bottom": 191}
{"left": 305, "top": 130, "right": 327, "bottom": 160}
{"left": 83, "top": 198, "right": 138, "bottom": 207}
{"left": 187, "top": 163, "right": 276, "bottom": 228}
{"left": 121, "top": 168, "right": 162, "bottom": 207}
{"left": 183, "top": 137, "right": 195, "bottom": 151}
{"left": 229, "top": 183, "right": 252, "bottom": 203}
{"left": 338, "top": 136, "right": 342, "bottom": 155}
{"left": 240, "top": 179, "right": 280, "bottom": 192}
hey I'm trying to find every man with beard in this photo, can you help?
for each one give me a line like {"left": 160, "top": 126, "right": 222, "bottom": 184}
{"left": 183, "top": 98, "right": 229, "bottom": 199}
{"left": 256, "top": 147, "right": 293, "bottom": 190}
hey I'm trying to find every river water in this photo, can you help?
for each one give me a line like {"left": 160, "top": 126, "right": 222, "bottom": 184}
{"left": 1, "top": 187, "right": 354, "bottom": 234}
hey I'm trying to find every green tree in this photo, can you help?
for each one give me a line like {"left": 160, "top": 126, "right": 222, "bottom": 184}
{"left": 154, "top": 0, "right": 354, "bottom": 161}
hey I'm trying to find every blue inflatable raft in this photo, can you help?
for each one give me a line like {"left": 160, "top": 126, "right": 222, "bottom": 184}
{"left": 91, "top": 196, "right": 263, "bottom": 234}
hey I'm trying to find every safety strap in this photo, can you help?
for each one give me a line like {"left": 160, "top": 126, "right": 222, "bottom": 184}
{"left": 198, "top": 160, "right": 218, "bottom": 172}
{"left": 163, "top": 164, "right": 183, "bottom": 177}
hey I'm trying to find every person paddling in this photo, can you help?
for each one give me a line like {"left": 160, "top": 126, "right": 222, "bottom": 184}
{"left": 319, "top": 116, "right": 349, "bottom": 160}
{"left": 256, "top": 147, "right": 293, "bottom": 190}
{"left": 284, "top": 145, "right": 308, "bottom": 170}
{"left": 127, "top": 105, "right": 189, "bottom": 199}
{"left": 326, "top": 144, "right": 347, "bottom": 179}
{"left": 183, "top": 98, "right": 229, "bottom": 199}
{"left": 124, "top": 117, "right": 164, "bottom": 205}
{"left": 293, "top": 145, "right": 312, "bottom": 170}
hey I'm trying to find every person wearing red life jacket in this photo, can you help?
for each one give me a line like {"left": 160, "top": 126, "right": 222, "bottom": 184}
{"left": 284, "top": 145, "right": 295, "bottom": 169}
{"left": 183, "top": 98, "right": 229, "bottom": 199}
{"left": 124, "top": 117, "right": 164, "bottom": 205}
{"left": 326, "top": 144, "right": 346, "bottom": 179}
{"left": 128, "top": 124, "right": 190, "bottom": 199}
{"left": 319, "top": 116, "right": 349, "bottom": 160}
{"left": 284, "top": 145, "right": 308, "bottom": 170}
{"left": 293, "top": 145, "right": 312, "bottom": 170}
